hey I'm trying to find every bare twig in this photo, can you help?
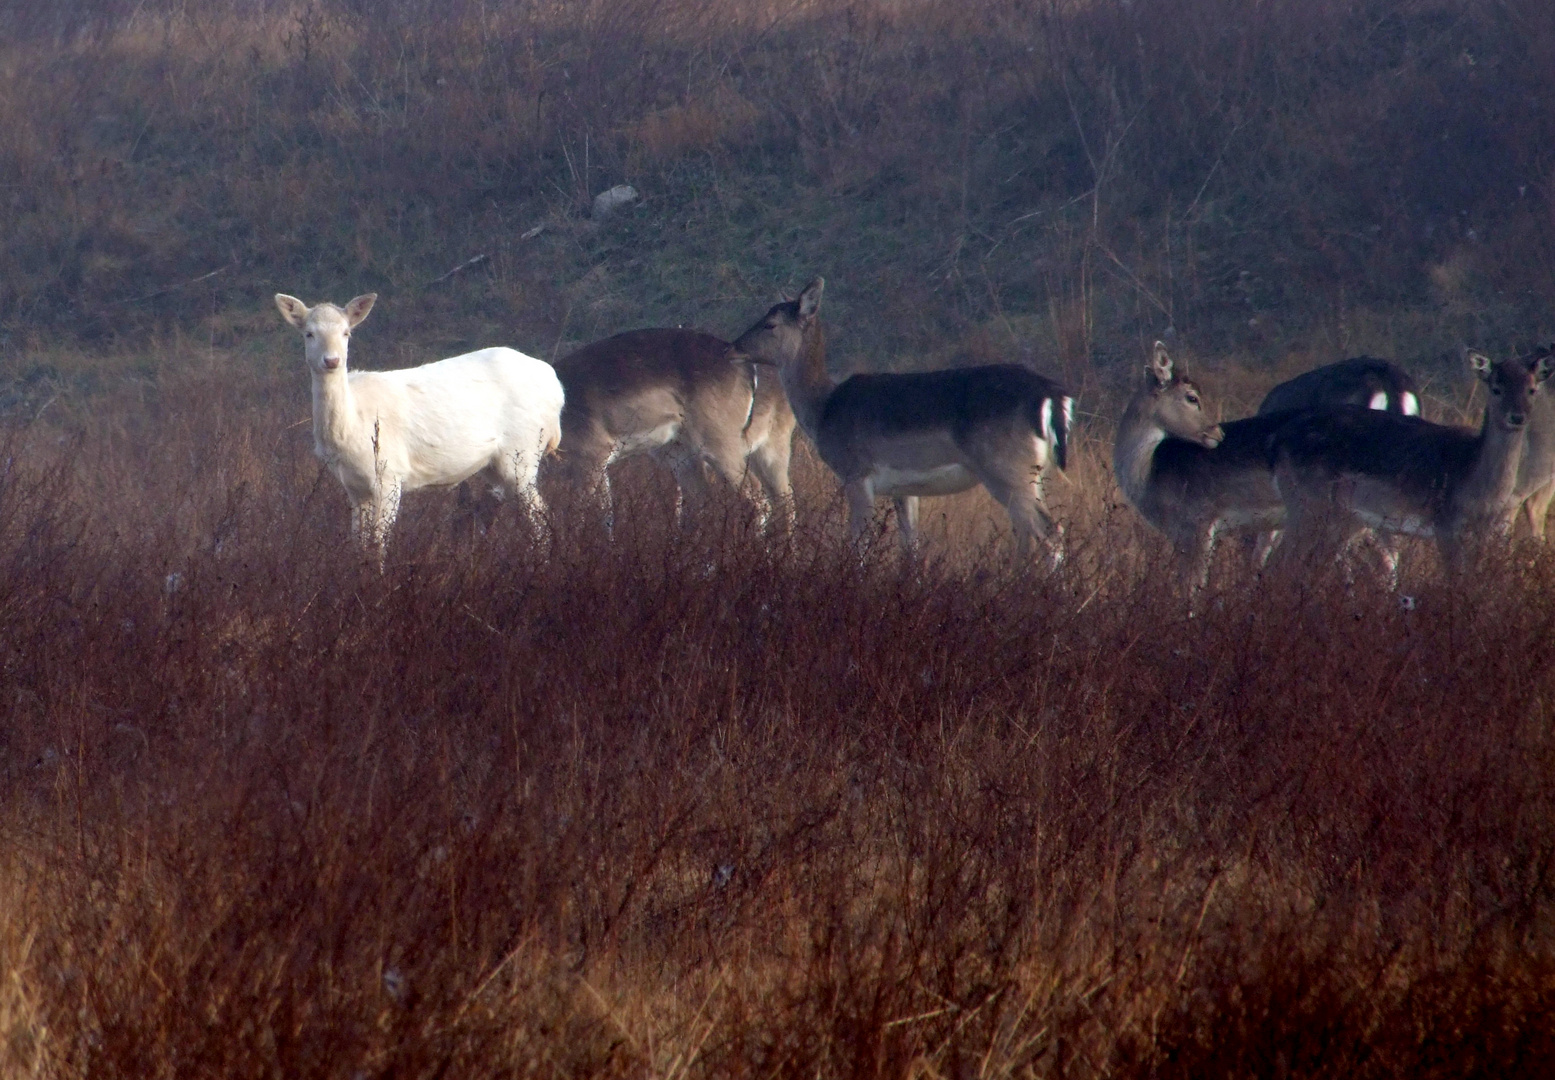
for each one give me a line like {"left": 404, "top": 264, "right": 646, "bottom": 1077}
{"left": 427, "top": 253, "right": 489, "bottom": 286}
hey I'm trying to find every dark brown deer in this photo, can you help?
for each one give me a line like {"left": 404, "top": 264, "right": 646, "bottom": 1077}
{"left": 1254, "top": 356, "right": 1423, "bottom": 575}
{"left": 1258, "top": 357, "right": 1421, "bottom": 417}
{"left": 552, "top": 327, "right": 796, "bottom": 533}
{"left": 1269, "top": 349, "right": 1553, "bottom": 572}
{"left": 1113, "top": 342, "right": 1286, "bottom": 592}
{"left": 731, "top": 279, "right": 1072, "bottom": 562}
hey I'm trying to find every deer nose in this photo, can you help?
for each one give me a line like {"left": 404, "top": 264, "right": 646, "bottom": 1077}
{"left": 322, "top": 355, "right": 342, "bottom": 371}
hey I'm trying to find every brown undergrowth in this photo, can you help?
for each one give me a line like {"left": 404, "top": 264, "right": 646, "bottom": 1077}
{"left": 1, "top": 374, "right": 1554, "bottom": 1078}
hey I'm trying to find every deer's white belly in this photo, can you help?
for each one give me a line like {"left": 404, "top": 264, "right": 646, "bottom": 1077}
{"left": 1356, "top": 508, "right": 1432, "bottom": 536}
{"left": 1348, "top": 478, "right": 1433, "bottom": 536}
{"left": 870, "top": 463, "right": 979, "bottom": 498}
{"left": 615, "top": 421, "right": 681, "bottom": 457}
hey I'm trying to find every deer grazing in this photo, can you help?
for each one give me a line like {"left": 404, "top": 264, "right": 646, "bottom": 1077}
{"left": 552, "top": 327, "right": 796, "bottom": 533}
{"left": 1268, "top": 349, "right": 1553, "bottom": 572}
{"left": 730, "top": 278, "right": 1072, "bottom": 562}
{"left": 274, "top": 293, "right": 564, "bottom": 564}
{"left": 1112, "top": 342, "right": 1286, "bottom": 591}
{"left": 1258, "top": 356, "right": 1421, "bottom": 418}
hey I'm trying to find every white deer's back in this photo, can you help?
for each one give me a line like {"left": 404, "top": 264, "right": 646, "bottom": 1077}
{"left": 348, "top": 347, "right": 563, "bottom": 492}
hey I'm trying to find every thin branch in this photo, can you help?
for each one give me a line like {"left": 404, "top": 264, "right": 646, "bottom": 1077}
{"left": 426, "top": 253, "right": 488, "bottom": 286}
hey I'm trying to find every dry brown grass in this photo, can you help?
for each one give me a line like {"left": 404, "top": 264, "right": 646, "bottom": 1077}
{"left": 1, "top": 360, "right": 1554, "bottom": 1077}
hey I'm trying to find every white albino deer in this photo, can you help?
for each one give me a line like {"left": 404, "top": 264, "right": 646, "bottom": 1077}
{"left": 731, "top": 278, "right": 1072, "bottom": 562}
{"left": 1268, "top": 349, "right": 1553, "bottom": 572}
{"left": 274, "top": 293, "right": 564, "bottom": 563}
{"left": 552, "top": 326, "right": 796, "bottom": 533}
{"left": 1113, "top": 342, "right": 1286, "bottom": 591}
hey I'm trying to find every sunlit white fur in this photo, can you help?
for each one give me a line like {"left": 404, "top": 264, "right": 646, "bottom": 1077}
{"left": 275, "top": 293, "right": 564, "bottom": 562}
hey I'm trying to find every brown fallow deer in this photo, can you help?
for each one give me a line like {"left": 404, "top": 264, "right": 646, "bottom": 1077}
{"left": 1254, "top": 356, "right": 1423, "bottom": 575}
{"left": 552, "top": 327, "right": 796, "bottom": 533}
{"left": 1113, "top": 342, "right": 1288, "bottom": 592}
{"left": 730, "top": 279, "right": 1072, "bottom": 563}
{"left": 1509, "top": 344, "right": 1555, "bottom": 540}
{"left": 1268, "top": 349, "right": 1553, "bottom": 573}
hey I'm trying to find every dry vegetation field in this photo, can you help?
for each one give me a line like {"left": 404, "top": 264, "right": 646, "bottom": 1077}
{"left": 3, "top": 0, "right": 1555, "bottom": 1076}
{"left": 4, "top": 364, "right": 1555, "bottom": 1078}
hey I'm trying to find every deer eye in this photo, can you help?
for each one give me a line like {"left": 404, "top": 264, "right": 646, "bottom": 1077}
{"left": 305, "top": 331, "right": 314, "bottom": 339}
{"left": 1185, "top": 393, "right": 1200, "bottom": 406}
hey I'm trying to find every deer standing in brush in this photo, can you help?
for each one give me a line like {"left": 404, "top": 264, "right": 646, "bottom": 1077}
{"left": 552, "top": 327, "right": 795, "bottom": 533}
{"left": 731, "top": 278, "right": 1072, "bottom": 562}
{"left": 1112, "top": 342, "right": 1287, "bottom": 592}
{"left": 1268, "top": 349, "right": 1553, "bottom": 572}
{"left": 274, "top": 292, "right": 564, "bottom": 564}
{"left": 1253, "top": 356, "right": 1423, "bottom": 575}
{"left": 1508, "top": 344, "right": 1555, "bottom": 539}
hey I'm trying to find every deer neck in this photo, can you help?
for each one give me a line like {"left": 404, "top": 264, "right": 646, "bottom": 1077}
{"left": 777, "top": 322, "right": 837, "bottom": 439}
{"left": 311, "top": 368, "right": 363, "bottom": 463}
{"left": 1112, "top": 393, "right": 1169, "bottom": 509}
{"left": 1459, "top": 408, "right": 1527, "bottom": 514}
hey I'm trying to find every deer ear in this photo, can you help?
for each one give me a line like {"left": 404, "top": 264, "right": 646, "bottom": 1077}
{"left": 275, "top": 294, "right": 310, "bottom": 328}
{"left": 1536, "top": 355, "right": 1555, "bottom": 382}
{"left": 797, "top": 278, "right": 824, "bottom": 321}
{"left": 1467, "top": 350, "right": 1493, "bottom": 380}
{"left": 1148, "top": 341, "right": 1174, "bottom": 385}
{"left": 343, "top": 293, "right": 377, "bottom": 327}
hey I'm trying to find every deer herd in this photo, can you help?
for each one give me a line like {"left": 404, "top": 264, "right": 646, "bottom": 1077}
{"left": 274, "top": 283, "right": 1555, "bottom": 590}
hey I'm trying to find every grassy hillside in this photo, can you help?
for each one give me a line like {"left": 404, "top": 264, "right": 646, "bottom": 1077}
{"left": 1, "top": 0, "right": 1553, "bottom": 402}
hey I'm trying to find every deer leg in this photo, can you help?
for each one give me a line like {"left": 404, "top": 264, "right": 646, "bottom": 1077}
{"left": 844, "top": 479, "right": 878, "bottom": 545}
{"left": 666, "top": 451, "right": 715, "bottom": 527}
{"left": 353, "top": 480, "right": 399, "bottom": 572}
{"left": 975, "top": 455, "right": 1063, "bottom": 566}
{"left": 1253, "top": 529, "right": 1282, "bottom": 568}
{"left": 747, "top": 440, "right": 795, "bottom": 538}
{"left": 491, "top": 449, "right": 549, "bottom": 551}
{"left": 893, "top": 496, "right": 921, "bottom": 556}
{"left": 1524, "top": 481, "right": 1555, "bottom": 542}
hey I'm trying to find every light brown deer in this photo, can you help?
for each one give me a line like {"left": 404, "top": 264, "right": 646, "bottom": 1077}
{"left": 1509, "top": 344, "right": 1555, "bottom": 539}
{"left": 552, "top": 327, "right": 796, "bottom": 533}
{"left": 731, "top": 279, "right": 1072, "bottom": 562}
{"left": 1269, "top": 349, "right": 1553, "bottom": 572}
{"left": 1113, "top": 342, "right": 1286, "bottom": 591}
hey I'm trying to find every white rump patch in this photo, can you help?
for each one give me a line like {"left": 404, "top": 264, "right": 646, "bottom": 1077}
{"left": 1368, "top": 391, "right": 1389, "bottom": 411}
{"left": 1040, "top": 398, "right": 1054, "bottom": 442}
{"left": 1402, "top": 392, "right": 1420, "bottom": 416}
{"left": 1031, "top": 432, "right": 1049, "bottom": 469}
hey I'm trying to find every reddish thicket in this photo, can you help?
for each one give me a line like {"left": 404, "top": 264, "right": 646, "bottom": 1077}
{"left": 1, "top": 378, "right": 1554, "bottom": 1077}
